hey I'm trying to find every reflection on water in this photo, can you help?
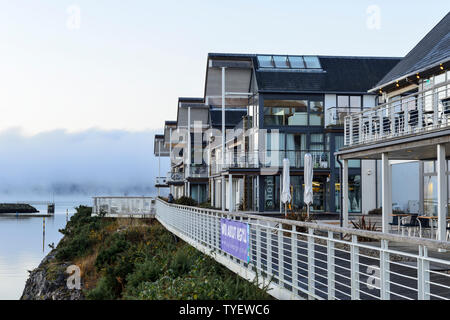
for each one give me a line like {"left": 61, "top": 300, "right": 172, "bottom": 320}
{"left": 0, "top": 202, "right": 89, "bottom": 300}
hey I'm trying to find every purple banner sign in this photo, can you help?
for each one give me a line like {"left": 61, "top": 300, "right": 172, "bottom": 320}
{"left": 220, "top": 218, "right": 250, "bottom": 262}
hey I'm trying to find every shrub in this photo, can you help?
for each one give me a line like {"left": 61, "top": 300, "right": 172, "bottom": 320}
{"left": 85, "top": 276, "right": 116, "bottom": 300}
{"left": 174, "top": 196, "right": 197, "bottom": 206}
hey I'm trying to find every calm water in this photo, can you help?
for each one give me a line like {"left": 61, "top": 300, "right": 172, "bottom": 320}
{"left": 0, "top": 200, "right": 90, "bottom": 300}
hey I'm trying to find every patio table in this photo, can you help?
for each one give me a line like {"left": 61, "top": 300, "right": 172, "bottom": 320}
{"left": 417, "top": 216, "right": 450, "bottom": 239}
{"left": 391, "top": 213, "right": 411, "bottom": 234}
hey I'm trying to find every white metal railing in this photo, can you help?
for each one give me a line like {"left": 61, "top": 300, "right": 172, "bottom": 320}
{"left": 344, "top": 81, "right": 450, "bottom": 147}
{"left": 213, "top": 150, "right": 330, "bottom": 173}
{"left": 92, "top": 196, "right": 156, "bottom": 217}
{"left": 155, "top": 198, "right": 450, "bottom": 300}
{"left": 155, "top": 176, "right": 168, "bottom": 185}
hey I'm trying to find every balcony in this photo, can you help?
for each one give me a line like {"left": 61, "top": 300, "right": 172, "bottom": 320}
{"left": 188, "top": 165, "right": 208, "bottom": 178}
{"left": 167, "top": 171, "right": 184, "bottom": 183}
{"left": 155, "top": 176, "right": 168, "bottom": 187}
{"left": 326, "top": 106, "right": 364, "bottom": 127}
{"left": 344, "top": 82, "right": 450, "bottom": 148}
{"left": 214, "top": 150, "right": 330, "bottom": 171}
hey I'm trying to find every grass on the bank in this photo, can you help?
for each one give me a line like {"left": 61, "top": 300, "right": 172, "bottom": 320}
{"left": 55, "top": 206, "right": 272, "bottom": 300}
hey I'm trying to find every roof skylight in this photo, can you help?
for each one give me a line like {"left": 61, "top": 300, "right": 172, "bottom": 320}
{"left": 257, "top": 55, "right": 322, "bottom": 70}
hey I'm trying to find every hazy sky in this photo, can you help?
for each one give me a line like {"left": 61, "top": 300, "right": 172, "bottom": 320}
{"left": 0, "top": 1, "right": 449, "bottom": 135}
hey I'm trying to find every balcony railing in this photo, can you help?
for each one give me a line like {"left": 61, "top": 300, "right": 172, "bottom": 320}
{"left": 189, "top": 165, "right": 208, "bottom": 178}
{"left": 212, "top": 150, "right": 330, "bottom": 173}
{"left": 326, "top": 106, "right": 364, "bottom": 127}
{"left": 92, "top": 196, "right": 156, "bottom": 217}
{"left": 167, "top": 171, "right": 184, "bottom": 183}
{"left": 155, "top": 199, "right": 450, "bottom": 300}
{"left": 155, "top": 176, "right": 168, "bottom": 186}
{"left": 344, "top": 81, "right": 450, "bottom": 147}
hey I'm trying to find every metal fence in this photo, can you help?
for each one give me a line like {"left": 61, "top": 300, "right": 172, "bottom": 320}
{"left": 92, "top": 197, "right": 156, "bottom": 217}
{"left": 344, "top": 81, "right": 450, "bottom": 147}
{"left": 155, "top": 198, "right": 450, "bottom": 300}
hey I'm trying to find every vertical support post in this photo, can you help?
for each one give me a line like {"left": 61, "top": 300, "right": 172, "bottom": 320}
{"left": 221, "top": 66, "right": 226, "bottom": 175}
{"left": 342, "top": 159, "right": 349, "bottom": 228}
{"left": 418, "top": 245, "right": 431, "bottom": 300}
{"left": 228, "top": 174, "right": 233, "bottom": 211}
{"left": 187, "top": 107, "right": 191, "bottom": 179}
{"left": 158, "top": 140, "right": 161, "bottom": 197}
{"left": 291, "top": 225, "right": 298, "bottom": 295}
{"left": 278, "top": 223, "right": 284, "bottom": 288}
{"left": 267, "top": 222, "right": 272, "bottom": 276}
{"left": 358, "top": 113, "right": 363, "bottom": 143}
{"left": 419, "top": 161, "right": 425, "bottom": 215}
{"left": 380, "top": 239, "right": 390, "bottom": 300}
{"left": 418, "top": 92, "right": 423, "bottom": 130}
{"left": 222, "top": 176, "right": 226, "bottom": 211}
{"left": 256, "top": 221, "right": 262, "bottom": 275}
{"left": 327, "top": 231, "right": 335, "bottom": 299}
{"left": 349, "top": 118, "right": 353, "bottom": 145}
{"left": 437, "top": 144, "right": 447, "bottom": 241}
{"left": 211, "top": 180, "right": 214, "bottom": 207}
{"left": 350, "top": 235, "right": 360, "bottom": 300}
{"left": 169, "top": 127, "right": 172, "bottom": 169}
{"left": 382, "top": 153, "right": 391, "bottom": 233}
{"left": 368, "top": 114, "right": 373, "bottom": 142}
{"left": 307, "top": 228, "right": 315, "bottom": 300}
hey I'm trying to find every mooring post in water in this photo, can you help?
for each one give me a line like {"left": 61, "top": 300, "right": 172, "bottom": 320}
{"left": 66, "top": 209, "right": 68, "bottom": 223}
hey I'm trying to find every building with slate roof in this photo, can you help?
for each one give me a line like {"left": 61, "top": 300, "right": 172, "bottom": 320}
{"left": 336, "top": 12, "right": 450, "bottom": 239}
{"left": 156, "top": 49, "right": 402, "bottom": 213}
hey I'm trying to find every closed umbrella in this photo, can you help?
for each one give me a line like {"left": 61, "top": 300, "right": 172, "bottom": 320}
{"left": 304, "top": 153, "right": 313, "bottom": 217}
{"left": 281, "top": 158, "right": 291, "bottom": 217}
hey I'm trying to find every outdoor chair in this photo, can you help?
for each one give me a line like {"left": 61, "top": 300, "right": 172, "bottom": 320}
{"left": 389, "top": 215, "right": 401, "bottom": 233}
{"left": 400, "top": 214, "right": 419, "bottom": 237}
{"left": 417, "top": 217, "right": 432, "bottom": 238}
{"left": 382, "top": 117, "right": 391, "bottom": 134}
{"left": 408, "top": 109, "right": 419, "bottom": 127}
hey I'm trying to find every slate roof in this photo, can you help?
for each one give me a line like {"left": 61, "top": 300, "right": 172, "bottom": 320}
{"left": 255, "top": 56, "right": 401, "bottom": 94}
{"left": 373, "top": 12, "right": 450, "bottom": 90}
{"left": 207, "top": 52, "right": 401, "bottom": 94}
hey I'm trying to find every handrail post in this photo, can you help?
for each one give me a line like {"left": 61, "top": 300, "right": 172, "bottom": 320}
{"left": 307, "top": 228, "right": 315, "bottom": 300}
{"left": 418, "top": 245, "right": 431, "bottom": 300}
{"left": 278, "top": 223, "right": 284, "bottom": 288}
{"left": 327, "top": 231, "right": 335, "bottom": 300}
{"left": 380, "top": 239, "right": 390, "bottom": 300}
{"left": 350, "top": 235, "right": 360, "bottom": 300}
{"left": 291, "top": 225, "right": 298, "bottom": 295}
{"left": 267, "top": 222, "right": 273, "bottom": 276}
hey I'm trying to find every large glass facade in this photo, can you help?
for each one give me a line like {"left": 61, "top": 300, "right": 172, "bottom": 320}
{"left": 263, "top": 176, "right": 280, "bottom": 211}
{"left": 264, "top": 99, "right": 324, "bottom": 126}
{"left": 334, "top": 174, "right": 361, "bottom": 213}
{"left": 423, "top": 160, "right": 450, "bottom": 217}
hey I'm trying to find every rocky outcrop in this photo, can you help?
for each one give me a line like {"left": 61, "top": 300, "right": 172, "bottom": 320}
{"left": 21, "top": 250, "right": 84, "bottom": 300}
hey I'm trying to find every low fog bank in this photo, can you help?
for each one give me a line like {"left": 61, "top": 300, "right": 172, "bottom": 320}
{"left": 0, "top": 128, "right": 169, "bottom": 200}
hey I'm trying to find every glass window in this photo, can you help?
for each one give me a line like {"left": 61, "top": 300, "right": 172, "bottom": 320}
{"left": 309, "top": 114, "right": 323, "bottom": 126}
{"left": 435, "top": 72, "right": 446, "bottom": 84}
{"left": 303, "top": 56, "right": 321, "bottom": 69}
{"left": 273, "top": 56, "right": 289, "bottom": 68}
{"left": 257, "top": 55, "right": 273, "bottom": 68}
{"left": 424, "top": 175, "right": 437, "bottom": 216}
{"left": 350, "top": 96, "right": 361, "bottom": 109}
{"left": 349, "top": 174, "right": 361, "bottom": 212}
{"left": 424, "top": 161, "right": 435, "bottom": 174}
{"left": 264, "top": 100, "right": 308, "bottom": 126}
{"left": 288, "top": 56, "right": 305, "bottom": 68}
{"left": 337, "top": 96, "right": 350, "bottom": 108}
{"left": 310, "top": 101, "right": 323, "bottom": 112}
